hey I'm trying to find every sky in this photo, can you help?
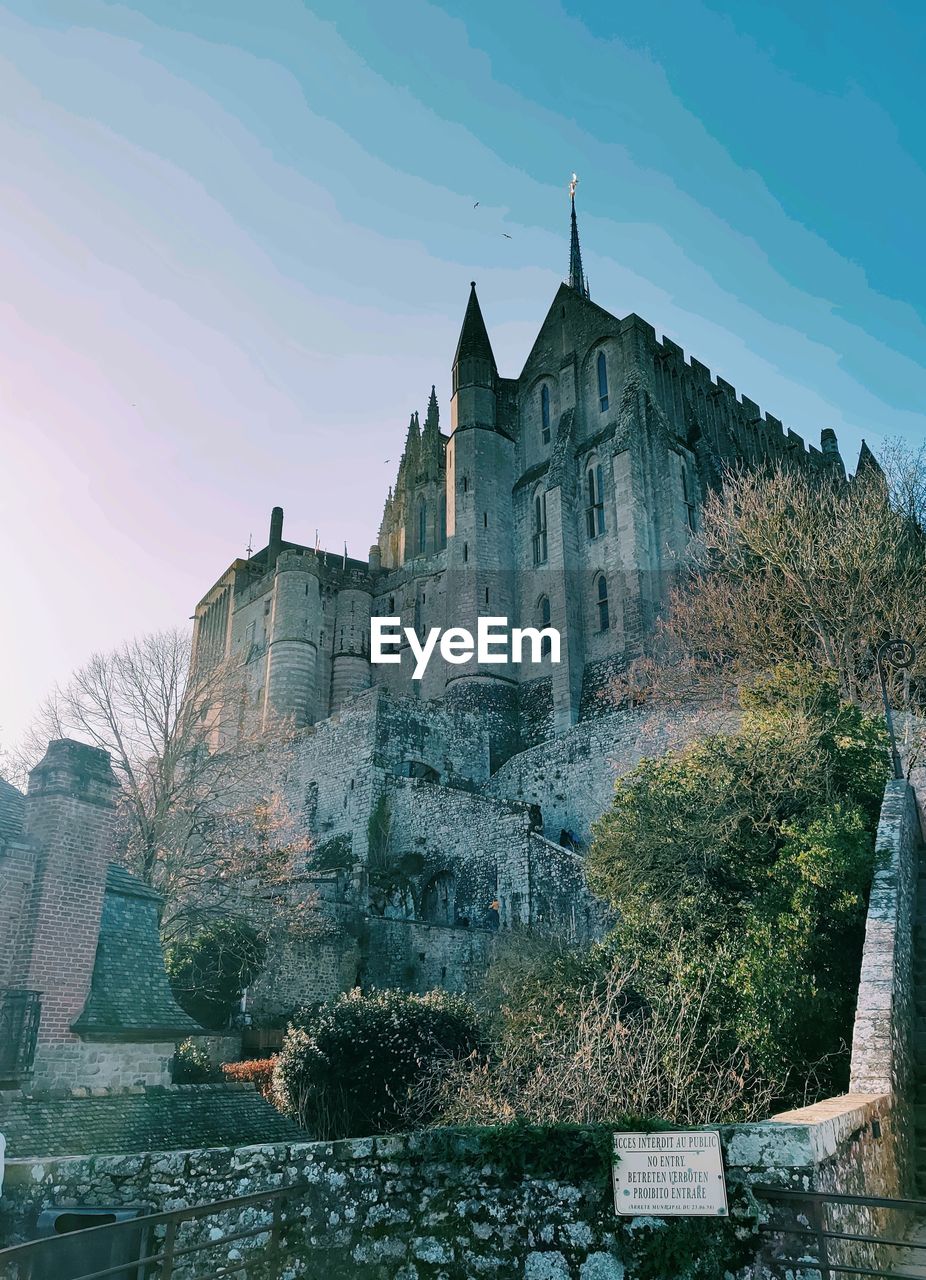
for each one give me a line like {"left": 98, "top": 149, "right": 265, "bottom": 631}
{"left": 1, "top": 0, "right": 924, "bottom": 747}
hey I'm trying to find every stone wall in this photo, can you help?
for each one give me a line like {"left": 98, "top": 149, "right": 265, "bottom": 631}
{"left": 484, "top": 704, "right": 719, "bottom": 845}
{"left": 849, "top": 779, "right": 923, "bottom": 1101}
{"left": 28, "top": 1039, "right": 177, "bottom": 1095}
{"left": 363, "top": 917, "right": 495, "bottom": 995}
{"left": 1, "top": 1101, "right": 911, "bottom": 1278}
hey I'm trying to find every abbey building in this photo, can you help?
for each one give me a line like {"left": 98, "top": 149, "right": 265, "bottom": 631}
{"left": 188, "top": 199, "right": 863, "bottom": 1014}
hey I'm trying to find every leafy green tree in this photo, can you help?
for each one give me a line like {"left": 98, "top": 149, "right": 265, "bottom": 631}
{"left": 165, "top": 915, "right": 266, "bottom": 1030}
{"left": 588, "top": 667, "right": 888, "bottom": 1097}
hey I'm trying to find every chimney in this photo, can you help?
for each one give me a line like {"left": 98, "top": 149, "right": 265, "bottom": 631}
{"left": 268, "top": 506, "right": 284, "bottom": 571}
{"left": 16, "top": 740, "right": 117, "bottom": 1057}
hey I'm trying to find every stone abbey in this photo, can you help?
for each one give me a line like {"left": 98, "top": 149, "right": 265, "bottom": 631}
{"left": 187, "top": 196, "right": 868, "bottom": 1016}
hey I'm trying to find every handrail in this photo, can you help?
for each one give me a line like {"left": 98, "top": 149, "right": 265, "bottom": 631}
{"left": 0, "top": 1180, "right": 310, "bottom": 1280}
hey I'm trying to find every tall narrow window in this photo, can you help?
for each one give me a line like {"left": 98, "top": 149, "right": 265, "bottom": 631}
{"left": 532, "top": 489, "right": 548, "bottom": 565}
{"left": 539, "top": 595, "right": 552, "bottom": 657}
{"left": 439, "top": 499, "right": 447, "bottom": 547}
{"left": 682, "top": 468, "right": 695, "bottom": 532}
{"left": 417, "top": 499, "right": 427, "bottom": 555}
{"left": 585, "top": 463, "right": 605, "bottom": 538}
{"left": 597, "top": 350, "right": 609, "bottom": 413}
{"left": 541, "top": 384, "right": 551, "bottom": 445}
{"left": 596, "top": 574, "right": 610, "bottom": 631}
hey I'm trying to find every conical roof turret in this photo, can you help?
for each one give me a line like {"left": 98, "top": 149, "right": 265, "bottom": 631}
{"left": 453, "top": 282, "right": 497, "bottom": 369}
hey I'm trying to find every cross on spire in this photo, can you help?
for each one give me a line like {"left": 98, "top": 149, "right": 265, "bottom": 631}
{"left": 568, "top": 173, "right": 590, "bottom": 299}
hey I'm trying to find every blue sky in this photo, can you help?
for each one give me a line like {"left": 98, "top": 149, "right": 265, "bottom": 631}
{"left": 1, "top": 0, "right": 924, "bottom": 745}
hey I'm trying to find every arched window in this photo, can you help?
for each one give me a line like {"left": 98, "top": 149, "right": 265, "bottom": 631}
{"left": 595, "top": 574, "right": 610, "bottom": 631}
{"left": 597, "top": 350, "right": 609, "bottom": 413}
{"left": 585, "top": 462, "right": 605, "bottom": 538}
{"left": 439, "top": 498, "right": 447, "bottom": 547}
{"left": 532, "top": 488, "right": 548, "bottom": 564}
{"left": 417, "top": 499, "right": 427, "bottom": 554}
{"left": 540, "top": 384, "right": 551, "bottom": 445}
{"left": 538, "top": 594, "right": 552, "bottom": 657}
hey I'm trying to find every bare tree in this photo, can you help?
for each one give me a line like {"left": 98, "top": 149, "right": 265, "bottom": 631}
{"left": 623, "top": 447, "right": 926, "bottom": 745}
{"left": 20, "top": 628, "right": 318, "bottom": 940}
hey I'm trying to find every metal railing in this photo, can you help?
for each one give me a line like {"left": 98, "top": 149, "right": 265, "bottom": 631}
{"left": 0, "top": 1181, "right": 310, "bottom": 1280}
{"left": 756, "top": 1184, "right": 926, "bottom": 1279}
{"left": 0, "top": 989, "right": 41, "bottom": 1080}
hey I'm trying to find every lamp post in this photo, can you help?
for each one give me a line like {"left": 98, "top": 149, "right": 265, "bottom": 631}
{"left": 876, "top": 638, "right": 917, "bottom": 780}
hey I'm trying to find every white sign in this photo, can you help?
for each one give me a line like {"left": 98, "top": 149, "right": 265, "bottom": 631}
{"left": 612, "top": 1130, "right": 728, "bottom": 1217}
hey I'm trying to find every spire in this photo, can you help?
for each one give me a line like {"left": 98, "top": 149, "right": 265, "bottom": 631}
{"left": 568, "top": 173, "right": 590, "bottom": 299}
{"left": 453, "top": 282, "right": 497, "bottom": 369}
{"left": 424, "top": 384, "right": 439, "bottom": 434}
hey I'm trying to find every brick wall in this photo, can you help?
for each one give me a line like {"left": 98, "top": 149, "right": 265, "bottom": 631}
{"left": 0, "top": 840, "right": 35, "bottom": 991}
{"left": 13, "top": 742, "right": 117, "bottom": 1059}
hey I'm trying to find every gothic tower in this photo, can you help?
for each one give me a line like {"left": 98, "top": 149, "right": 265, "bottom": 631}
{"left": 444, "top": 282, "right": 517, "bottom": 763}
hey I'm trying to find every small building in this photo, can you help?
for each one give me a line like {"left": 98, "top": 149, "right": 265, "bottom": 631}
{"left": 0, "top": 739, "right": 201, "bottom": 1093}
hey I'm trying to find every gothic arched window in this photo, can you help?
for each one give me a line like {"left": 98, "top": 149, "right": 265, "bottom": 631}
{"left": 532, "top": 488, "right": 548, "bottom": 565}
{"left": 541, "top": 384, "right": 551, "bottom": 445}
{"left": 595, "top": 573, "right": 610, "bottom": 631}
{"left": 417, "top": 499, "right": 427, "bottom": 555}
{"left": 597, "top": 350, "right": 609, "bottom": 413}
{"left": 585, "top": 462, "right": 605, "bottom": 538}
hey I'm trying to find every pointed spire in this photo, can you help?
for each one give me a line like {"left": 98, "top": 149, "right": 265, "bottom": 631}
{"left": 568, "top": 173, "right": 590, "bottom": 299}
{"left": 453, "top": 282, "right": 497, "bottom": 369}
{"left": 424, "top": 384, "right": 439, "bottom": 434}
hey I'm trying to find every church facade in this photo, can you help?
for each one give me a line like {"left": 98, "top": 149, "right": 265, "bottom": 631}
{"left": 193, "top": 197, "right": 847, "bottom": 761}
{"left": 189, "top": 201, "right": 861, "bottom": 1016}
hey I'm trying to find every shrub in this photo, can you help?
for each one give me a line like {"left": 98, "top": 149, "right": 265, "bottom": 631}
{"left": 274, "top": 988, "right": 483, "bottom": 1139}
{"left": 221, "top": 1057, "right": 277, "bottom": 1100}
{"left": 587, "top": 668, "right": 887, "bottom": 1101}
{"left": 423, "top": 952, "right": 780, "bottom": 1129}
{"left": 165, "top": 916, "right": 266, "bottom": 1030}
{"left": 171, "top": 1038, "right": 218, "bottom": 1083}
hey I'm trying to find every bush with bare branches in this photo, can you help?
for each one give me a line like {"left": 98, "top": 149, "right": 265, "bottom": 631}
{"left": 416, "top": 953, "right": 780, "bottom": 1129}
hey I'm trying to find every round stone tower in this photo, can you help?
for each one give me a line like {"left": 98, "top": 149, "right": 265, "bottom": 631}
{"left": 330, "top": 580, "right": 373, "bottom": 713}
{"left": 262, "top": 550, "right": 322, "bottom": 731}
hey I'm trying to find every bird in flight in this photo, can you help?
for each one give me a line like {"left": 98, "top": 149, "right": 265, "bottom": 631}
{"left": 502, "top": 233, "right": 512, "bottom": 239}
{"left": 473, "top": 201, "right": 479, "bottom": 207}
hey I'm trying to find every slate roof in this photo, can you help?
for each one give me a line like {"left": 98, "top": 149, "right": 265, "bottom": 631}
{"left": 453, "top": 282, "right": 497, "bottom": 368}
{"left": 72, "top": 865, "right": 203, "bottom": 1039}
{"left": 0, "top": 776, "right": 25, "bottom": 843}
{"left": 0, "top": 1084, "right": 302, "bottom": 1157}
